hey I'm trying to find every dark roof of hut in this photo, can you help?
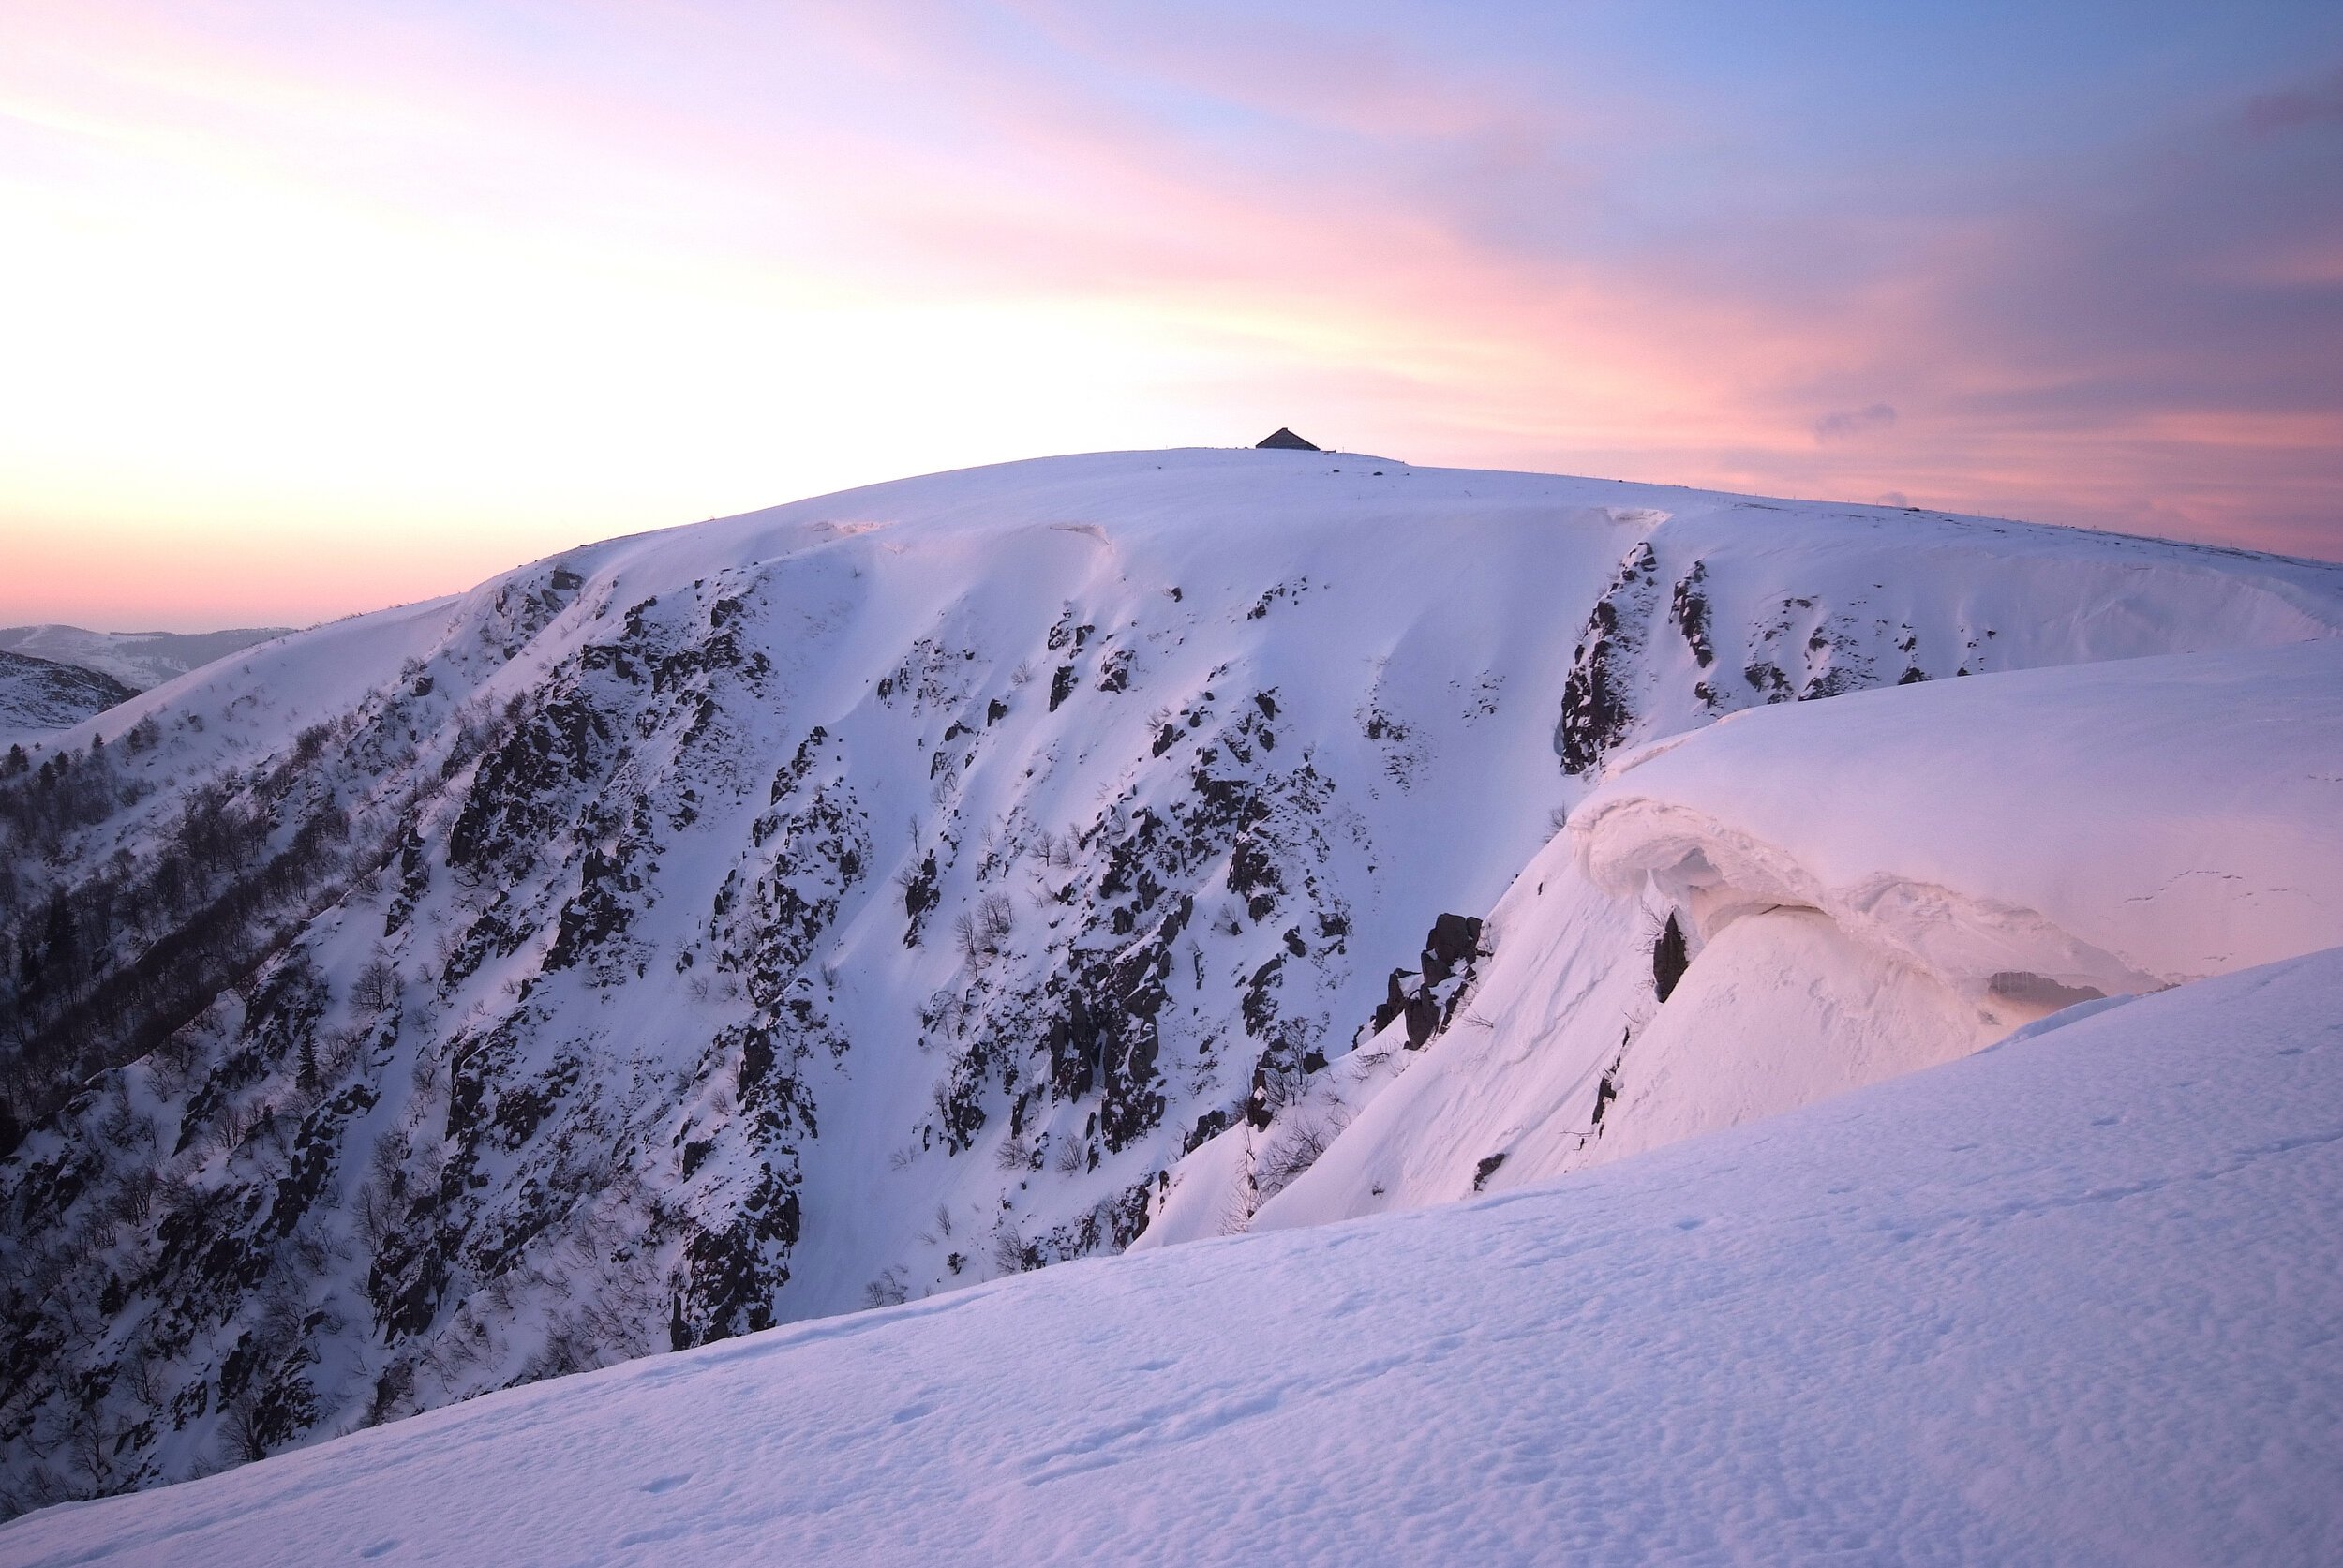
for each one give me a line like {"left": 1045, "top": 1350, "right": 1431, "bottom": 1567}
{"left": 1255, "top": 427, "right": 1320, "bottom": 451}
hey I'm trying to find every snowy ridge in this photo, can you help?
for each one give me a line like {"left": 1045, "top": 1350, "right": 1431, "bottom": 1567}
{"left": 0, "top": 628, "right": 296, "bottom": 699}
{"left": 3, "top": 448, "right": 2341, "bottom": 1510}
{"left": 5, "top": 945, "right": 2339, "bottom": 1565}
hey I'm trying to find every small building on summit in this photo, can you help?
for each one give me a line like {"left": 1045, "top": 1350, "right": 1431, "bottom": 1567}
{"left": 1255, "top": 427, "right": 1320, "bottom": 451}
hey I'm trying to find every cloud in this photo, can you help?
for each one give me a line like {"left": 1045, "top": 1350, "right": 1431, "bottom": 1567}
{"left": 1814, "top": 404, "right": 1898, "bottom": 442}
{"left": 2245, "top": 63, "right": 2343, "bottom": 134}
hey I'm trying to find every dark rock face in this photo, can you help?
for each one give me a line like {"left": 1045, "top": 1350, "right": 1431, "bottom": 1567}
{"left": 1557, "top": 545, "right": 1660, "bottom": 775}
{"left": 0, "top": 551, "right": 1428, "bottom": 1514}
{"left": 1554, "top": 535, "right": 2030, "bottom": 778}
{"left": 1254, "top": 428, "right": 1320, "bottom": 451}
{"left": 1652, "top": 913, "right": 1689, "bottom": 1004}
{"left": 1369, "top": 914, "right": 1486, "bottom": 1051}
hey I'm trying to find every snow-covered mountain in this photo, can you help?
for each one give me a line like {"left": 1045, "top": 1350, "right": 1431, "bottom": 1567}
{"left": 0, "top": 627, "right": 296, "bottom": 697}
{"left": 3, "top": 447, "right": 2339, "bottom": 1516}
{"left": 0, "top": 653, "right": 136, "bottom": 745}
{"left": 6, "top": 942, "right": 2338, "bottom": 1565}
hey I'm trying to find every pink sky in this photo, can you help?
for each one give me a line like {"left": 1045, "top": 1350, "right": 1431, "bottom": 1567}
{"left": 2, "top": 1, "right": 2338, "bottom": 629}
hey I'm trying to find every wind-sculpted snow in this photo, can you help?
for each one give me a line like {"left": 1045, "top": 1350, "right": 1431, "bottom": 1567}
{"left": 6, "top": 947, "right": 2340, "bottom": 1565}
{"left": 3, "top": 449, "right": 2340, "bottom": 1510}
{"left": 1201, "top": 638, "right": 2343, "bottom": 1237}
{"left": 1574, "top": 640, "right": 2343, "bottom": 993}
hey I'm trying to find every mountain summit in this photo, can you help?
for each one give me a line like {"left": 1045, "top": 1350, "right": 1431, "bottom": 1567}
{"left": 3, "top": 448, "right": 2339, "bottom": 1514}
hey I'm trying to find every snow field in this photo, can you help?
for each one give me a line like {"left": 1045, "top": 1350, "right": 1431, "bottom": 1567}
{"left": 6, "top": 945, "right": 2338, "bottom": 1565}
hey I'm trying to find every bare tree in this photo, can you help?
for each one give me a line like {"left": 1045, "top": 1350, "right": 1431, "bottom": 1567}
{"left": 952, "top": 892, "right": 1015, "bottom": 969}
{"left": 350, "top": 950, "right": 402, "bottom": 1014}
{"left": 217, "top": 1393, "right": 269, "bottom": 1465}
{"left": 1253, "top": 1110, "right": 1339, "bottom": 1202}
{"left": 989, "top": 1220, "right": 1027, "bottom": 1277}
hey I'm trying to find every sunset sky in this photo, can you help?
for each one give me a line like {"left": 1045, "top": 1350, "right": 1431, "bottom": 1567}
{"left": 3, "top": 1, "right": 2339, "bottom": 630}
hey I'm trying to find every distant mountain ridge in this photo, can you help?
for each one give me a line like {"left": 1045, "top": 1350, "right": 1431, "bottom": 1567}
{"left": 0, "top": 625, "right": 294, "bottom": 696}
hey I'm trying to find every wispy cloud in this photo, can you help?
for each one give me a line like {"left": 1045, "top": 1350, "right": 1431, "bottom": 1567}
{"left": 1814, "top": 405, "right": 1898, "bottom": 443}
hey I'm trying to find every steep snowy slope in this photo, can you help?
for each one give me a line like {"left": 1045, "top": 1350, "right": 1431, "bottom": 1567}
{"left": 0, "top": 628, "right": 295, "bottom": 696}
{"left": 6, "top": 947, "right": 2338, "bottom": 1566}
{"left": 0, "top": 653, "right": 135, "bottom": 744}
{"left": 4, "top": 448, "right": 2340, "bottom": 1509}
{"left": 1171, "top": 639, "right": 2343, "bottom": 1240}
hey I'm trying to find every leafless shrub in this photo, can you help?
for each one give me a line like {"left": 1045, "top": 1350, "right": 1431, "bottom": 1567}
{"left": 952, "top": 892, "right": 1015, "bottom": 968}
{"left": 217, "top": 1393, "right": 269, "bottom": 1464}
{"left": 350, "top": 950, "right": 402, "bottom": 1013}
{"left": 1254, "top": 1063, "right": 1307, "bottom": 1123}
{"left": 920, "top": 987, "right": 972, "bottom": 1038}
{"left": 62, "top": 1400, "right": 124, "bottom": 1492}
{"left": 521, "top": 1318, "right": 595, "bottom": 1382}
{"left": 989, "top": 1221, "right": 1026, "bottom": 1277}
{"left": 1254, "top": 1111, "right": 1339, "bottom": 1202}
{"left": 316, "top": 1025, "right": 367, "bottom": 1084}
{"left": 290, "top": 1227, "right": 338, "bottom": 1273}
{"left": 994, "top": 1132, "right": 1031, "bottom": 1171}
{"left": 124, "top": 1350, "right": 169, "bottom": 1409}
{"left": 108, "top": 1169, "right": 161, "bottom": 1227}
{"left": 365, "top": 1358, "right": 417, "bottom": 1428}
{"left": 149, "top": 1026, "right": 206, "bottom": 1090}
{"left": 211, "top": 1098, "right": 265, "bottom": 1156}
{"left": 352, "top": 1179, "right": 403, "bottom": 1255}
{"left": 1219, "top": 1170, "right": 1260, "bottom": 1236}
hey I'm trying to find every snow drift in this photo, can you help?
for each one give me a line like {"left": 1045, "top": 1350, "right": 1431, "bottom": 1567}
{"left": 1172, "top": 639, "right": 2343, "bottom": 1239}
